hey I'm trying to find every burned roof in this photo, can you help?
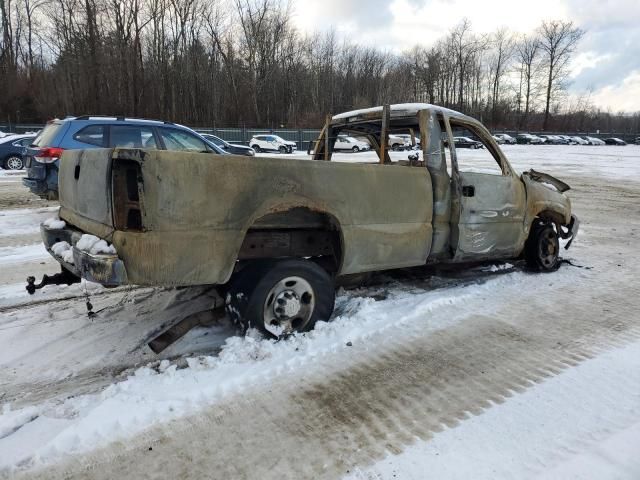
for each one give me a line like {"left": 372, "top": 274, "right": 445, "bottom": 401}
{"left": 331, "top": 103, "right": 475, "bottom": 125}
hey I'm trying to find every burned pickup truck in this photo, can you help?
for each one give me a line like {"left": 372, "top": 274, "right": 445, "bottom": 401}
{"left": 34, "top": 103, "right": 578, "bottom": 337}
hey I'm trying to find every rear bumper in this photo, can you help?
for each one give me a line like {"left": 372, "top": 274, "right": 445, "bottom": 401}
{"left": 41, "top": 224, "right": 128, "bottom": 286}
{"left": 23, "top": 177, "right": 47, "bottom": 193}
{"left": 24, "top": 162, "right": 57, "bottom": 197}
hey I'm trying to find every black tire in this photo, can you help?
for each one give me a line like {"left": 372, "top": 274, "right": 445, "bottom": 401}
{"left": 391, "top": 143, "right": 401, "bottom": 151}
{"left": 226, "top": 259, "right": 335, "bottom": 338}
{"left": 4, "top": 156, "right": 24, "bottom": 170}
{"left": 251, "top": 144, "right": 261, "bottom": 153}
{"left": 525, "top": 220, "right": 560, "bottom": 271}
{"left": 351, "top": 146, "right": 360, "bottom": 153}
{"left": 279, "top": 145, "right": 287, "bottom": 154}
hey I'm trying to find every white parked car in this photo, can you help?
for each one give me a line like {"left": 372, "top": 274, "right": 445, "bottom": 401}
{"left": 516, "top": 134, "right": 544, "bottom": 144}
{"left": 494, "top": 133, "right": 516, "bottom": 144}
{"left": 334, "top": 135, "right": 370, "bottom": 152}
{"left": 556, "top": 135, "right": 576, "bottom": 144}
{"left": 388, "top": 134, "right": 410, "bottom": 150}
{"left": 584, "top": 136, "right": 605, "bottom": 145}
{"left": 392, "top": 134, "right": 420, "bottom": 148}
{"left": 492, "top": 135, "right": 505, "bottom": 144}
{"left": 249, "top": 134, "right": 297, "bottom": 154}
{"left": 570, "top": 136, "right": 588, "bottom": 145}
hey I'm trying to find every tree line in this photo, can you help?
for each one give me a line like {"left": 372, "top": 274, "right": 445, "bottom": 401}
{"left": 1, "top": 0, "right": 638, "bottom": 133}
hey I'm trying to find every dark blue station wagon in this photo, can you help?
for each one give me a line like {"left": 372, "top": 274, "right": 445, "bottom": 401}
{"left": 23, "top": 116, "right": 225, "bottom": 199}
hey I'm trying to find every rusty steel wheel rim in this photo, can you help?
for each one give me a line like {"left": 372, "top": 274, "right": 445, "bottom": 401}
{"left": 263, "top": 276, "right": 315, "bottom": 336}
{"left": 538, "top": 228, "right": 559, "bottom": 268}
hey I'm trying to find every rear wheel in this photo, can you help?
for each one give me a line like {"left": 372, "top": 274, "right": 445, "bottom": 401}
{"left": 525, "top": 220, "right": 560, "bottom": 271}
{"left": 226, "top": 259, "right": 335, "bottom": 338}
{"left": 4, "top": 156, "right": 23, "bottom": 170}
{"left": 251, "top": 144, "right": 261, "bottom": 153}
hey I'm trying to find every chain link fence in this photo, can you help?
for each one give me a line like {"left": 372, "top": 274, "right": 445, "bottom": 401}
{"left": 0, "top": 124, "right": 323, "bottom": 150}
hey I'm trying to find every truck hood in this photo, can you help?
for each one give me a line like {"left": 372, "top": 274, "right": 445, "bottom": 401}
{"left": 523, "top": 169, "right": 570, "bottom": 193}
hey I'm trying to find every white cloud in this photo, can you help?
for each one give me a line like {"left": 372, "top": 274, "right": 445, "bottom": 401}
{"left": 292, "top": 0, "right": 639, "bottom": 112}
{"left": 295, "top": 0, "right": 571, "bottom": 51}
{"left": 589, "top": 70, "right": 640, "bottom": 112}
{"left": 570, "top": 51, "right": 614, "bottom": 78}
{"left": 386, "top": 0, "right": 570, "bottom": 50}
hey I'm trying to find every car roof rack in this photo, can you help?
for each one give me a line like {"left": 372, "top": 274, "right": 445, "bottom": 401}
{"left": 73, "top": 115, "right": 175, "bottom": 125}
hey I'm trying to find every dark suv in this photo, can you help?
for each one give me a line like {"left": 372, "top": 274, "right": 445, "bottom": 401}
{"left": 0, "top": 134, "right": 37, "bottom": 170}
{"left": 23, "top": 116, "right": 225, "bottom": 199}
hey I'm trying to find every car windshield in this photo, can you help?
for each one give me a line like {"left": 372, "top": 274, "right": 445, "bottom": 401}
{"left": 160, "top": 128, "right": 209, "bottom": 152}
{"left": 208, "top": 135, "right": 225, "bottom": 147}
{"left": 32, "top": 122, "right": 63, "bottom": 147}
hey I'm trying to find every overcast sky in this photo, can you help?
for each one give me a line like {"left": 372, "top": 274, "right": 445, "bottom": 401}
{"left": 292, "top": 0, "right": 640, "bottom": 112}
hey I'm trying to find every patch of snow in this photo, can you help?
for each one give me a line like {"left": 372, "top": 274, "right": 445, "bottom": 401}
{"left": 0, "top": 243, "right": 48, "bottom": 265}
{"left": 50, "top": 241, "right": 70, "bottom": 257}
{"left": 75, "top": 235, "right": 117, "bottom": 255}
{"left": 89, "top": 239, "right": 116, "bottom": 255}
{"left": 0, "top": 274, "right": 502, "bottom": 472}
{"left": 0, "top": 207, "right": 58, "bottom": 238}
{"left": 42, "top": 216, "right": 66, "bottom": 229}
{"left": 0, "top": 405, "right": 40, "bottom": 439}
{"left": 484, "top": 262, "right": 514, "bottom": 272}
{"left": 74, "top": 234, "right": 100, "bottom": 252}
{"left": 49, "top": 241, "right": 75, "bottom": 265}
{"left": 61, "top": 249, "right": 74, "bottom": 264}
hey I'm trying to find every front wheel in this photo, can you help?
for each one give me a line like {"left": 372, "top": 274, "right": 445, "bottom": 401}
{"left": 351, "top": 146, "right": 360, "bottom": 153}
{"left": 279, "top": 145, "right": 287, "bottom": 154}
{"left": 525, "top": 220, "right": 560, "bottom": 271}
{"left": 226, "top": 259, "right": 335, "bottom": 338}
{"left": 4, "top": 156, "right": 24, "bottom": 170}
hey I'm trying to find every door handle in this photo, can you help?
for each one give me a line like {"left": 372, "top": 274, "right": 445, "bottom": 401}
{"left": 462, "top": 185, "right": 475, "bottom": 197}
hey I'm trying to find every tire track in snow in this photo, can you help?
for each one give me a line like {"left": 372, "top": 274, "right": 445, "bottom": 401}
{"left": 16, "top": 263, "right": 640, "bottom": 480}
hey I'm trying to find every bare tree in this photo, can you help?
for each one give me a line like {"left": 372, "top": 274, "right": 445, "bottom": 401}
{"left": 538, "top": 20, "right": 584, "bottom": 130}
{"left": 489, "top": 27, "right": 514, "bottom": 123}
{"left": 450, "top": 19, "right": 486, "bottom": 110}
{"left": 515, "top": 34, "right": 541, "bottom": 129}
{"left": 3, "top": 2, "right": 639, "bottom": 134}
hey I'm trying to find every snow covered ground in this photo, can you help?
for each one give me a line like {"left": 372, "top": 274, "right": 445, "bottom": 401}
{"left": 1, "top": 145, "right": 639, "bottom": 479}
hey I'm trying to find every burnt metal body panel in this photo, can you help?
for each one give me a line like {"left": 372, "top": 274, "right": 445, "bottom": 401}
{"left": 58, "top": 148, "right": 433, "bottom": 286}
{"left": 51, "top": 103, "right": 576, "bottom": 288}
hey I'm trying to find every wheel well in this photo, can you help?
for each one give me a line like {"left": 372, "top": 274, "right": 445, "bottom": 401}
{"left": 535, "top": 210, "right": 565, "bottom": 226}
{"left": 238, "top": 207, "right": 343, "bottom": 273}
